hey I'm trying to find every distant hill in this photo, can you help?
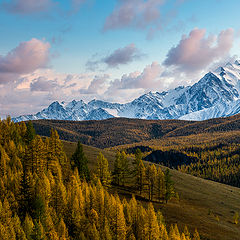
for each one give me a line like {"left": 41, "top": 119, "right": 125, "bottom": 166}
{"left": 32, "top": 118, "right": 192, "bottom": 148}
{"left": 32, "top": 113, "right": 240, "bottom": 148}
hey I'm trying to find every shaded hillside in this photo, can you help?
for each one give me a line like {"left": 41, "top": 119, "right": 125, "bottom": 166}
{"left": 32, "top": 118, "right": 192, "bottom": 148}
{"left": 31, "top": 114, "right": 240, "bottom": 148}
{"left": 144, "top": 150, "right": 198, "bottom": 169}
{"left": 165, "top": 113, "right": 240, "bottom": 137}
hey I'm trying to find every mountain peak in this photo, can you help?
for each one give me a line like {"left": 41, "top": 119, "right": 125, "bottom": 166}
{"left": 50, "top": 101, "right": 60, "bottom": 105}
{"left": 199, "top": 72, "right": 219, "bottom": 85}
{"left": 234, "top": 60, "right": 240, "bottom": 65}
{"left": 48, "top": 101, "right": 62, "bottom": 109}
{"left": 12, "top": 61, "right": 240, "bottom": 122}
{"left": 225, "top": 62, "right": 235, "bottom": 69}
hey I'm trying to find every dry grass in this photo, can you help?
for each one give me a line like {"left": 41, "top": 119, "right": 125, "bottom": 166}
{"left": 160, "top": 166, "right": 240, "bottom": 240}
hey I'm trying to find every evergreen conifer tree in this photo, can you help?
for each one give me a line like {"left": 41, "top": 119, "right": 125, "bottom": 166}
{"left": 96, "top": 152, "right": 111, "bottom": 186}
{"left": 113, "top": 151, "right": 122, "bottom": 185}
{"left": 71, "top": 141, "right": 90, "bottom": 181}
{"left": 164, "top": 169, "right": 174, "bottom": 203}
{"left": 156, "top": 167, "right": 166, "bottom": 202}
{"left": 146, "top": 164, "right": 157, "bottom": 201}
{"left": 132, "top": 149, "right": 142, "bottom": 177}
{"left": 113, "top": 151, "right": 129, "bottom": 186}
{"left": 136, "top": 160, "right": 146, "bottom": 195}
{"left": 119, "top": 151, "right": 129, "bottom": 186}
{"left": 25, "top": 121, "right": 36, "bottom": 145}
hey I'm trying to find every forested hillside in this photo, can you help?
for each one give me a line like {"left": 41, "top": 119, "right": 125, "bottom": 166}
{"left": 63, "top": 141, "right": 240, "bottom": 240}
{"left": 31, "top": 114, "right": 240, "bottom": 148}
{"left": 32, "top": 118, "right": 192, "bottom": 148}
{"left": 0, "top": 117, "right": 199, "bottom": 240}
{"left": 129, "top": 142, "right": 240, "bottom": 188}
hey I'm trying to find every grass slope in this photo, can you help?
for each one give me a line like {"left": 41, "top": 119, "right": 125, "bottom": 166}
{"left": 63, "top": 141, "right": 240, "bottom": 240}
{"left": 161, "top": 167, "right": 240, "bottom": 240}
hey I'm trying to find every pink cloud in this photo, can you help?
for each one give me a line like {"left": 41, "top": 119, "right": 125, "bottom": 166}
{"left": 103, "top": 43, "right": 143, "bottom": 68}
{"left": 86, "top": 43, "right": 144, "bottom": 71}
{"left": 164, "top": 28, "right": 234, "bottom": 72}
{"left": 103, "top": 0, "right": 165, "bottom": 31}
{"left": 80, "top": 74, "right": 110, "bottom": 94}
{"left": 0, "top": 38, "right": 50, "bottom": 84}
{"left": 30, "top": 76, "right": 59, "bottom": 92}
{"left": 109, "top": 62, "right": 162, "bottom": 89}
{"left": 0, "top": 38, "right": 50, "bottom": 74}
{"left": 2, "top": 0, "right": 86, "bottom": 15}
{"left": 2, "top": 0, "right": 54, "bottom": 14}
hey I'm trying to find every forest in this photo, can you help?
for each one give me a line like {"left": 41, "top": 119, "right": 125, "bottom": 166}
{"left": 141, "top": 143, "right": 240, "bottom": 188}
{"left": 31, "top": 114, "right": 240, "bottom": 148}
{"left": 0, "top": 117, "right": 200, "bottom": 240}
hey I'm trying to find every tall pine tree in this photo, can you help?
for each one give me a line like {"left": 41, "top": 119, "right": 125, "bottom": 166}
{"left": 96, "top": 152, "right": 111, "bottom": 186}
{"left": 71, "top": 141, "right": 90, "bottom": 181}
{"left": 165, "top": 169, "right": 174, "bottom": 203}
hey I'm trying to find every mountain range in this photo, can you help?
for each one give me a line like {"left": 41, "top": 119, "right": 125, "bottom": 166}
{"left": 13, "top": 60, "right": 240, "bottom": 122}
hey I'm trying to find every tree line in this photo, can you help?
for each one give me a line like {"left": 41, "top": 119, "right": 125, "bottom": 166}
{"left": 74, "top": 142, "right": 175, "bottom": 203}
{"left": 111, "top": 149, "right": 174, "bottom": 203}
{"left": 177, "top": 144, "right": 240, "bottom": 188}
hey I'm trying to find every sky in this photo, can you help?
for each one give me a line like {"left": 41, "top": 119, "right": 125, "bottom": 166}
{"left": 1, "top": 0, "right": 240, "bottom": 118}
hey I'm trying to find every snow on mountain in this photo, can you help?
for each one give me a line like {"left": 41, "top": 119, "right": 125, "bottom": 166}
{"left": 37, "top": 101, "right": 69, "bottom": 120}
{"left": 85, "top": 108, "right": 114, "bottom": 120}
{"left": 13, "top": 60, "right": 240, "bottom": 122}
{"left": 180, "top": 99, "right": 240, "bottom": 121}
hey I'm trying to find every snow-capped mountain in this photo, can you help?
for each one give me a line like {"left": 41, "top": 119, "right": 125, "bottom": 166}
{"left": 13, "top": 60, "right": 240, "bottom": 122}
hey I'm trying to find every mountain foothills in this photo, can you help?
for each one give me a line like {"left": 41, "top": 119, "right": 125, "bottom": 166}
{"left": 13, "top": 61, "right": 240, "bottom": 122}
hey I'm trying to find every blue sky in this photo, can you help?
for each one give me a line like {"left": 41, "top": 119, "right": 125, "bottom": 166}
{"left": 0, "top": 0, "right": 240, "bottom": 117}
